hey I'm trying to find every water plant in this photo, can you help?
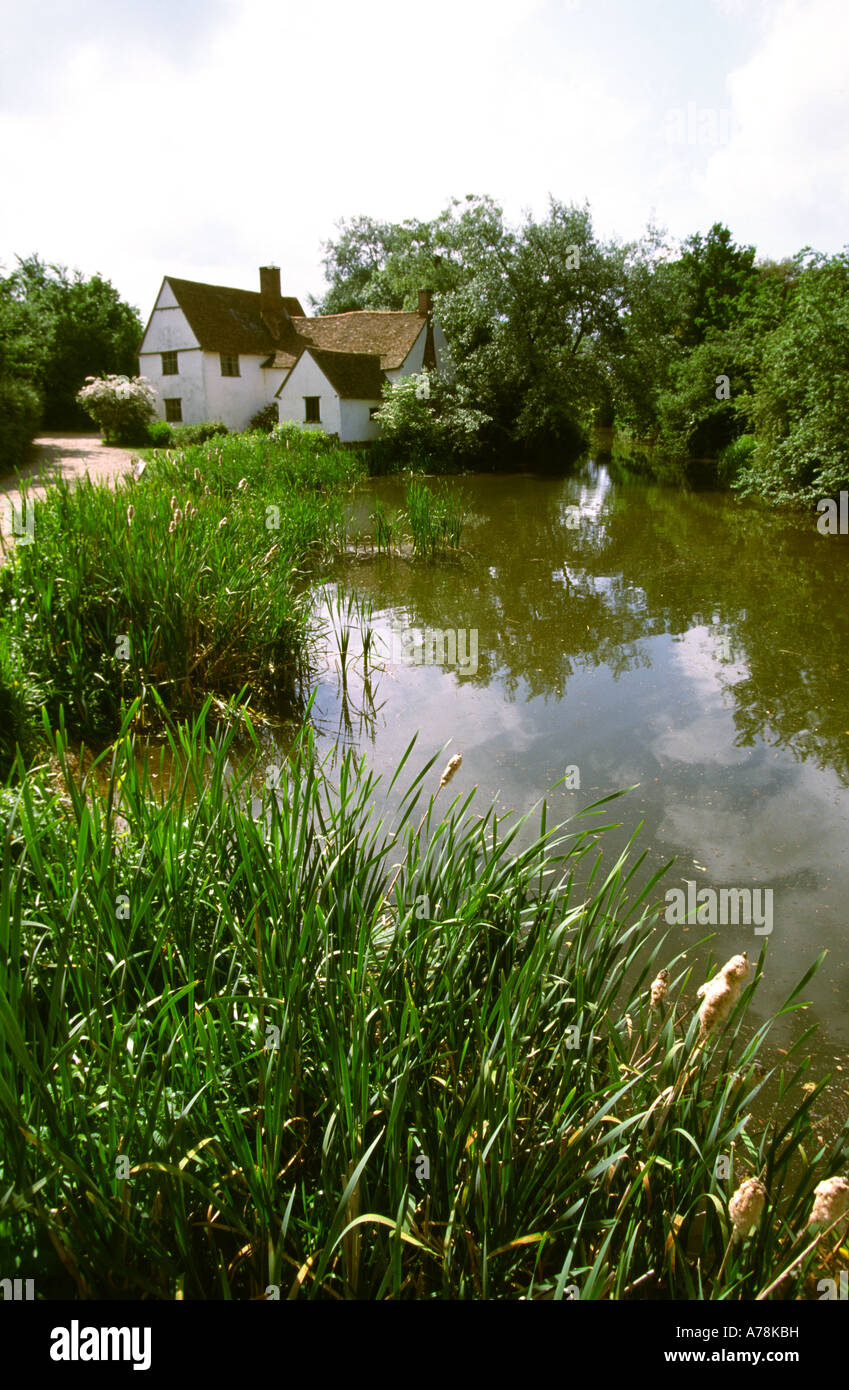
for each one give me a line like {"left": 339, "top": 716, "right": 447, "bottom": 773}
{"left": 0, "top": 429, "right": 367, "bottom": 745}
{"left": 370, "top": 498, "right": 401, "bottom": 555}
{"left": 0, "top": 698, "right": 845, "bottom": 1300}
{"left": 405, "top": 478, "right": 466, "bottom": 558}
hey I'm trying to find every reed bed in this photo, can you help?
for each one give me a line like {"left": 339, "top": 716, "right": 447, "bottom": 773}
{"left": 0, "top": 430, "right": 367, "bottom": 754}
{"left": 1, "top": 699, "right": 845, "bottom": 1300}
{"left": 405, "top": 478, "right": 466, "bottom": 558}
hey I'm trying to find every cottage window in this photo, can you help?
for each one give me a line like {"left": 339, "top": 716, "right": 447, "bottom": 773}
{"left": 164, "top": 398, "right": 182, "bottom": 423}
{"left": 220, "top": 354, "right": 240, "bottom": 377}
{"left": 304, "top": 397, "right": 321, "bottom": 423}
{"left": 161, "top": 351, "right": 178, "bottom": 375}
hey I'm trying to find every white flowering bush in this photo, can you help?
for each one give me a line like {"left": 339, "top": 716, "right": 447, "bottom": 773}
{"left": 76, "top": 374, "right": 157, "bottom": 444}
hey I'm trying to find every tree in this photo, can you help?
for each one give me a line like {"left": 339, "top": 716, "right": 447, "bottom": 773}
{"left": 736, "top": 249, "right": 849, "bottom": 503}
{"left": 313, "top": 196, "right": 510, "bottom": 313}
{"left": 435, "top": 199, "right": 627, "bottom": 463}
{"left": 0, "top": 256, "right": 142, "bottom": 428}
{"left": 670, "top": 223, "right": 759, "bottom": 348}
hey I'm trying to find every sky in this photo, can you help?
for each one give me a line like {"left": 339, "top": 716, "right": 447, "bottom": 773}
{"left": 1, "top": 0, "right": 848, "bottom": 319}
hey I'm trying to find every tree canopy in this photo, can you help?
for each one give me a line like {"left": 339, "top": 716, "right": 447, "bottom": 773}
{"left": 319, "top": 199, "right": 849, "bottom": 499}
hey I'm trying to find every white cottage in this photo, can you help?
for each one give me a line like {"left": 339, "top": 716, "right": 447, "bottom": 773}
{"left": 137, "top": 266, "right": 449, "bottom": 440}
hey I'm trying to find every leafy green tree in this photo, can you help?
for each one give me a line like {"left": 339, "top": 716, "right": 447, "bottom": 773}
{"left": 436, "top": 199, "right": 626, "bottom": 462}
{"left": 0, "top": 256, "right": 142, "bottom": 428}
{"left": 736, "top": 249, "right": 849, "bottom": 503}
{"left": 608, "top": 226, "right": 687, "bottom": 438}
{"left": 313, "top": 196, "right": 507, "bottom": 313}
{"left": 670, "top": 222, "right": 759, "bottom": 347}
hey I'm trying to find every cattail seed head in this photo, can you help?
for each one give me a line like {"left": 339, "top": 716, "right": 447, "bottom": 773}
{"left": 697, "top": 952, "right": 749, "bottom": 1041}
{"left": 168, "top": 520, "right": 176, "bottom": 534}
{"left": 126, "top": 505, "right": 134, "bottom": 523}
{"left": 237, "top": 477, "right": 248, "bottom": 490}
{"left": 173, "top": 508, "right": 183, "bottom": 524}
{"left": 808, "top": 1176, "right": 849, "bottom": 1229}
{"left": 650, "top": 968, "right": 670, "bottom": 1010}
{"left": 439, "top": 753, "right": 462, "bottom": 787}
{"left": 729, "top": 1177, "right": 767, "bottom": 1240}
{"left": 218, "top": 517, "right": 228, "bottom": 530}
{"left": 170, "top": 495, "right": 177, "bottom": 510}
{"left": 194, "top": 468, "right": 202, "bottom": 482}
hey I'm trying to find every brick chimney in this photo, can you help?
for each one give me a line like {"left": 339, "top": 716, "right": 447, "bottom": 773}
{"left": 260, "top": 265, "right": 287, "bottom": 338}
{"left": 420, "top": 288, "right": 437, "bottom": 369}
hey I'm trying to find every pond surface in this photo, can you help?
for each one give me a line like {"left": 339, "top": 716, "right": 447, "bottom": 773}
{"left": 308, "top": 457, "right": 849, "bottom": 1114}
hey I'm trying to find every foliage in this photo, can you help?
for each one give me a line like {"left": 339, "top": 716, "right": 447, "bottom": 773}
{"left": 168, "top": 420, "right": 229, "bottom": 446}
{"left": 0, "top": 375, "right": 42, "bottom": 471}
{"left": 404, "top": 477, "right": 466, "bottom": 557}
{"left": 669, "top": 222, "right": 759, "bottom": 348}
{"left": 314, "top": 195, "right": 506, "bottom": 314}
{"left": 249, "top": 403, "right": 280, "bottom": 433}
{"left": 146, "top": 420, "right": 173, "bottom": 447}
{"left": 734, "top": 251, "right": 849, "bottom": 504}
{"left": 0, "top": 429, "right": 366, "bottom": 745}
{"left": 287, "top": 203, "right": 849, "bottom": 492}
{"left": 717, "top": 433, "right": 756, "bottom": 485}
{"left": 0, "top": 255, "right": 142, "bottom": 428}
{"left": 76, "top": 374, "right": 157, "bottom": 445}
{"left": 0, "top": 713, "right": 844, "bottom": 1299}
{"left": 371, "top": 371, "right": 488, "bottom": 472}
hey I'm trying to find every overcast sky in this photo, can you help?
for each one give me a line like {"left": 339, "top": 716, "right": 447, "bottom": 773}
{"left": 1, "top": 0, "right": 847, "bottom": 319}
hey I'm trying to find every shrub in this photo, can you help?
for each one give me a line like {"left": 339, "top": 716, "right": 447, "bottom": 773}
{"left": 717, "top": 433, "right": 756, "bottom": 484}
{"left": 168, "top": 420, "right": 228, "bottom": 446}
{"left": 0, "top": 376, "right": 42, "bottom": 471}
{"left": 249, "top": 402, "right": 279, "bottom": 433}
{"left": 76, "top": 374, "right": 157, "bottom": 446}
{"left": 373, "top": 372, "right": 489, "bottom": 472}
{"left": 146, "top": 420, "right": 173, "bottom": 447}
{"left": 271, "top": 419, "right": 338, "bottom": 454}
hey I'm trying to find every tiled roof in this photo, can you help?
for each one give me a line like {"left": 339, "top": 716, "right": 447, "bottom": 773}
{"left": 292, "top": 312, "right": 425, "bottom": 370}
{"left": 155, "top": 278, "right": 426, "bottom": 398}
{"left": 299, "top": 347, "right": 386, "bottom": 400}
{"left": 163, "top": 277, "right": 306, "bottom": 354}
{"left": 261, "top": 312, "right": 425, "bottom": 374}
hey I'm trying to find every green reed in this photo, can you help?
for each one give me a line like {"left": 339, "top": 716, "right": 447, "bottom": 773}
{"left": 0, "top": 430, "right": 367, "bottom": 750}
{"left": 0, "top": 698, "right": 845, "bottom": 1300}
{"left": 405, "top": 478, "right": 466, "bottom": 559}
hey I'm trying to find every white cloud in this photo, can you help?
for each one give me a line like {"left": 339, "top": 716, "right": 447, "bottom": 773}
{"left": 689, "top": 0, "right": 849, "bottom": 255}
{"left": 1, "top": 0, "right": 847, "bottom": 319}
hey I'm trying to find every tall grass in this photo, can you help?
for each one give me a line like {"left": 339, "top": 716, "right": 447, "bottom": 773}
{"left": 1, "top": 699, "right": 845, "bottom": 1299}
{"left": 405, "top": 478, "right": 466, "bottom": 558}
{"left": 0, "top": 431, "right": 367, "bottom": 748}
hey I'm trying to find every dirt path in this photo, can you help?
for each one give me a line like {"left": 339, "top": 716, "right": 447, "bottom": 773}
{"left": 0, "top": 432, "right": 138, "bottom": 554}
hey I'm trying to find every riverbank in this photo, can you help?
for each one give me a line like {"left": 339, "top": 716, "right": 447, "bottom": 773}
{"left": 1, "top": 438, "right": 847, "bottom": 1300}
{"left": 2, "top": 700, "right": 846, "bottom": 1300}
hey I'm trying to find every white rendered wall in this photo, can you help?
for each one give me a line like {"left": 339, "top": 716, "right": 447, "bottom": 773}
{"left": 201, "top": 352, "right": 269, "bottom": 431}
{"left": 385, "top": 325, "right": 426, "bottom": 385}
{"left": 339, "top": 400, "right": 382, "bottom": 442}
{"left": 138, "top": 282, "right": 207, "bottom": 422}
{"left": 276, "top": 354, "right": 342, "bottom": 436}
{"left": 138, "top": 347, "right": 207, "bottom": 423}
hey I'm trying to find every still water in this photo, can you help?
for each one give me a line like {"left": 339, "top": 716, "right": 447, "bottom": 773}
{"left": 309, "top": 459, "right": 849, "bottom": 1106}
